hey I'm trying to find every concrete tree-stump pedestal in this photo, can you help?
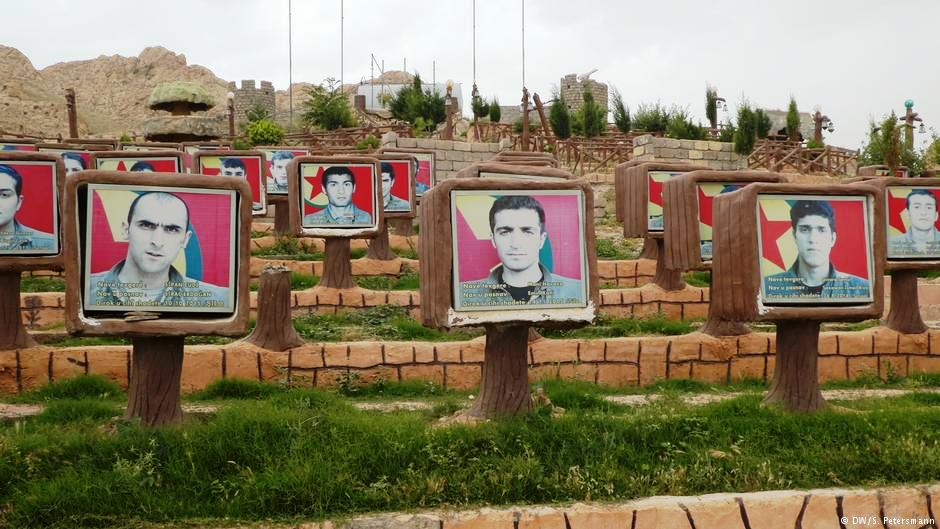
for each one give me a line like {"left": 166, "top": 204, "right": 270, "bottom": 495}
{"left": 388, "top": 217, "right": 415, "bottom": 237}
{"left": 243, "top": 265, "right": 304, "bottom": 351}
{"left": 651, "top": 238, "right": 685, "bottom": 291}
{"left": 0, "top": 271, "right": 36, "bottom": 350}
{"left": 320, "top": 238, "right": 355, "bottom": 289}
{"left": 126, "top": 336, "right": 185, "bottom": 426}
{"left": 884, "top": 270, "right": 927, "bottom": 334}
{"left": 763, "top": 320, "right": 826, "bottom": 413}
{"left": 467, "top": 324, "right": 533, "bottom": 418}
{"left": 366, "top": 223, "right": 396, "bottom": 261}
{"left": 699, "top": 315, "right": 752, "bottom": 337}
{"left": 269, "top": 195, "right": 291, "bottom": 237}
{"left": 639, "top": 236, "right": 659, "bottom": 259}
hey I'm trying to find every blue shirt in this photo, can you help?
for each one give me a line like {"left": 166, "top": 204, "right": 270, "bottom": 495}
{"left": 0, "top": 221, "right": 57, "bottom": 252}
{"left": 458, "top": 264, "right": 586, "bottom": 309}
{"left": 87, "top": 260, "right": 230, "bottom": 310}
{"left": 303, "top": 205, "right": 372, "bottom": 225}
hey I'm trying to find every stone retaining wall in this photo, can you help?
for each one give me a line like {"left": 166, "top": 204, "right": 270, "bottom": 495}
{"left": 633, "top": 134, "right": 746, "bottom": 170}
{"left": 5, "top": 326, "right": 940, "bottom": 395}
{"left": 205, "top": 485, "right": 936, "bottom": 529}
{"left": 383, "top": 136, "right": 503, "bottom": 183}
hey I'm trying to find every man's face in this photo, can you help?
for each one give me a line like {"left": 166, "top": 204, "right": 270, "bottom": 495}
{"left": 64, "top": 158, "right": 84, "bottom": 176}
{"left": 491, "top": 208, "right": 546, "bottom": 273}
{"left": 272, "top": 159, "right": 289, "bottom": 185}
{"left": 324, "top": 173, "right": 354, "bottom": 207}
{"left": 0, "top": 173, "right": 22, "bottom": 229}
{"left": 123, "top": 194, "right": 191, "bottom": 275}
{"left": 908, "top": 193, "right": 938, "bottom": 232}
{"left": 381, "top": 171, "right": 393, "bottom": 201}
{"left": 221, "top": 164, "right": 245, "bottom": 178}
{"left": 793, "top": 214, "right": 836, "bottom": 269}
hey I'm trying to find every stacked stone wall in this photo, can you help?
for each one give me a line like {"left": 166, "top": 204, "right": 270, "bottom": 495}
{"left": 559, "top": 74, "right": 609, "bottom": 111}
{"left": 229, "top": 79, "right": 276, "bottom": 123}
{"left": 633, "top": 134, "right": 747, "bottom": 170}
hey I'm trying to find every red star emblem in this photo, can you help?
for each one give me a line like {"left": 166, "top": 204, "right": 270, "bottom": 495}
{"left": 759, "top": 204, "right": 794, "bottom": 270}
{"left": 698, "top": 186, "right": 714, "bottom": 227}
{"left": 887, "top": 192, "right": 909, "bottom": 234}
{"left": 648, "top": 174, "right": 664, "bottom": 207}
{"left": 304, "top": 168, "right": 325, "bottom": 200}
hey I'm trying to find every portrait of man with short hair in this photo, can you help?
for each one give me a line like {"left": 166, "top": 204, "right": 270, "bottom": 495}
{"left": 454, "top": 190, "right": 587, "bottom": 311}
{"left": 201, "top": 156, "right": 266, "bottom": 213}
{"left": 0, "top": 163, "right": 58, "bottom": 253}
{"left": 62, "top": 152, "right": 86, "bottom": 176}
{"left": 380, "top": 161, "right": 411, "bottom": 212}
{"left": 300, "top": 163, "right": 376, "bottom": 227}
{"left": 266, "top": 150, "right": 295, "bottom": 194}
{"left": 888, "top": 188, "right": 940, "bottom": 257}
{"left": 84, "top": 185, "right": 236, "bottom": 312}
{"left": 761, "top": 197, "right": 871, "bottom": 302}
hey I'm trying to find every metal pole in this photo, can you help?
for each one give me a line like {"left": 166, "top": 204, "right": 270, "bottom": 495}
{"left": 340, "top": 0, "right": 344, "bottom": 89}
{"left": 906, "top": 105, "right": 914, "bottom": 150}
{"left": 433, "top": 60, "right": 436, "bottom": 95}
{"left": 521, "top": 0, "right": 525, "bottom": 88}
{"left": 371, "top": 53, "right": 375, "bottom": 106}
{"left": 472, "top": 0, "right": 476, "bottom": 85}
{"left": 288, "top": 0, "right": 293, "bottom": 129}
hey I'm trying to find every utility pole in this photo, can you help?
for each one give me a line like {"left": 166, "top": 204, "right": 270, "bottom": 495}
{"left": 65, "top": 88, "right": 78, "bottom": 138}
{"left": 288, "top": 0, "right": 293, "bottom": 129}
{"left": 340, "top": 0, "right": 344, "bottom": 90}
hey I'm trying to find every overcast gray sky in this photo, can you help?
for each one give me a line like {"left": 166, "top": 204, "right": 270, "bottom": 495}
{"left": 5, "top": 0, "right": 939, "bottom": 149}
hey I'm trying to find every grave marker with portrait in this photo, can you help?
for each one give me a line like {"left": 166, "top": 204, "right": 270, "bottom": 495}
{"left": 710, "top": 182, "right": 884, "bottom": 411}
{"left": 366, "top": 153, "right": 417, "bottom": 260}
{"left": 62, "top": 170, "right": 252, "bottom": 425}
{"left": 91, "top": 151, "right": 184, "bottom": 174}
{"left": 420, "top": 178, "right": 598, "bottom": 418}
{"left": 193, "top": 150, "right": 267, "bottom": 216}
{"left": 0, "top": 152, "right": 65, "bottom": 349}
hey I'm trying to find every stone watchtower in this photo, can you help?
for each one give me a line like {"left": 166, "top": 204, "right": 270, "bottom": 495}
{"left": 229, "top": 80, "right": 276, "bottom": 123}
{"left": 560, "top": 71, "right": 608, "bottom": 112}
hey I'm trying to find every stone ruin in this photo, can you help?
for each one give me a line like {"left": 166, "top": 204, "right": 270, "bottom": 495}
{"left": 142, "top": 81, "right": 225, "bottom": 143}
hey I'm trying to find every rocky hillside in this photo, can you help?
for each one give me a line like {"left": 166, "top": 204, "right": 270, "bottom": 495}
{"left": 0, "top": 45, "right": 229, "bottom": 138}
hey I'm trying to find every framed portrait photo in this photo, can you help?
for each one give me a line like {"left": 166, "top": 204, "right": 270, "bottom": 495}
{"left": 378, "top": 156, "right": 415, "bottom": 216}
{"left": 697, "top": 182, "right": 746, "bottom": 261}
{"left": 0, "top": 159, "right": 60, "bottom": 256}
{"left": 94, "top": 153, "right": 182, "bottom": 173}
{"left": 451, "top": 189, "right": 589, "bottom": 313}
{"left": 259, "top": 148, "right": 309, "bottom": 195}
{"left": 38, "top": 147, "right": 92, "bottom": 177}
{"left": 647, "top": 170, "right": 687, "bottom": 231}
{"left": 81, "top": 183, "right": 238, "bottom": 314}
{"left": 885, "top": 186, "right": 940, "bottom": 260}
{"left": 195, "top": 152, "right": 266, "bottom": 215}
{"left": 0, "top": 140, "right": 38, "bottom": 152}
{"left": 381, "top": 148, "right": 435, "bottom": 197}
{"left": 757, "top": 194, "right": 874, "bottom": 305}
{"left": 298, "top": 162, "right": 378, "bottom": 229}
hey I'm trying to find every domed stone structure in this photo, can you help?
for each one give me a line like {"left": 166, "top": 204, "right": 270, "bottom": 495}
{"left": 142, "top": 81, "right": 225, "bottom": 142}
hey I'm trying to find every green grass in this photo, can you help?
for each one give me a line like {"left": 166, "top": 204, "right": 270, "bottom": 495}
{"left": 2, "top": 379, "right": 940, "bottom": 528}
{"left": 595, "top": 238, "right": 640, "bottom": 260}
{"left": 355, "top": 266, "right": 419, "bottom": 291}
{"left": 919, "top": 270, "right": 940, "bottom": 279}
{"left": 251, "top": 272, "right": 320, "bottom": 292}
{"left": 292, "top": 306, "right": 484, "bottom": 342}
{"left": 683, "top": 271, "right": 711, "bottom": 287}
{"left": 250, "top": 229, "right": 269, "bottom": 239}
{"left": 541, "top": 315, "right": 698, "bottom": 339}
{"left": 10, "top": 375, "right": 125, "bottom": 404}
{"left": 19, "top": 276, "right": 66, "bottom": 293}
{"left": 251, "top": 236, "right": 323, "bottom": 260}
{"left": 394, "top": 247, "right": 419, "bottom": 260}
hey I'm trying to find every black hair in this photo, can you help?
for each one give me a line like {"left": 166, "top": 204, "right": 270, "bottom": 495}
{"left": 488, "top": 195, "right": 546, "bottom": 233}
{"left": 906, "top": 188, "right": 937, "bottom": 210}
{"left": 380, "top": 162, "right": 395, "bottom": 180}
{"left": 0, "top": 164, "right": 23, "bottom": 196}
{"left": 271, "top": 151, "right": 294, "bottom": 162}
{"left": 221, "top": 157, "right": 246, "bottom": 171}
{"left": 789, "top": 199, "right": 836, "bottom": 232}
{"left": 321, "top": 165, "right": 355, "bottom": 188}
{"left": 126, "top": 191, "right": 191, "bottom": 230}
{"left": 62, "top": 152, "right": 86, "bottom": 169}
{"left": 129, "top": 161, "right": 155, "bottom": 172}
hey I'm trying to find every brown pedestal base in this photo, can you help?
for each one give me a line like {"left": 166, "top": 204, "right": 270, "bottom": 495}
{"left": 467, "top": 325, "right": 533, "bottom": 418}
{"left": 652, "top": 238, "right": 685, "bottom": 291}
{"left": 320, "top": 238, "right": 354, "bottom": 289}
{"left": 126, "top": 336, "right": 185, "bottom": 426}
{"left": 366, "top": 221, "right": 396, "bottom": 261}
{"left": 244, "top": 266, "right": 305, "bottom": 351}
{"left": 763, "top": 320, "right": 826, "bottom": 413}
{"left": 884, "top": 269, "right": 927, "bottom": 334}
{"left": 0, "top": 271, "right": 36, "bottom": 350}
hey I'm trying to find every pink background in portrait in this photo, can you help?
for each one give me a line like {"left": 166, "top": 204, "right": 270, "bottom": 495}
{"left": 197, "top": 156, "right": 264, "bottom": 207}
{"left": 302, "top": 164, "right": 375, "bottom": 216}
{"left": 416, "top": 158, "right": 432, "bottom": 188}
{"left": 88, "top": 189, "right": 233, "bottom": 287}
{"left": 456, "top": 193, "right": 583, "bottom": 282}
{"left": 1, "top": 162, "right": 56, "bottom": 233}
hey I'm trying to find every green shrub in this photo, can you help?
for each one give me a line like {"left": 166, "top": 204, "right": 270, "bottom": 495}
{"left": 15, "top": 375, "right": 124, "bottom": 403}
{"left": 20, "top": 276, "right": 66, "bottom": 292}
{"left": 718, "top": 123, "right": 735, "bottom": 143}
{"left": 805, "top": 138, "right": 825, "bottom": 149}
{"left": 733, "top": 103, "right": 757, "bottom": 155}
{"left": 302, "top": 77, "right": 357, "bottom": 131}
{"left": 786, "top": 96, "right": 801, "bottom": 141}
{"left": 632, "top": 102, "right": 671, "bottom": 134}
{"left": 471, "top": 94, "right": 490, "bottom": 121}
{"left": 548, "top": 97, "right": 571, "bottom": 139}
{"left": 578, "top": 90, "right": 606, "bottom": 138}
{"left": 246, "top": 119, "right": 285, "bottom": 146}
{"left": 245, "top": 103, "right": 271, "bottom": 123}
{"left": 755, "top": 108, "right": 772, "bottom": 139}
{"left": 356, "top": 134, "right": 380, "bottom": 150}
{"left": 231, "top": 137, "right": 252, "bottom": 150}
{"left": 388, "top": 74, "right": 446, "bottom": 134}
{"left": 611, "top": 87, "right": 630, "bottom": 133}
{"left": 665, "top": 108, "right": 706, "bottom": 140}
{"left": 705, "top": 85, "right": 718, "bottom": 130}
{"left": 488, "top": 97, "right": 501, "bottom": 123}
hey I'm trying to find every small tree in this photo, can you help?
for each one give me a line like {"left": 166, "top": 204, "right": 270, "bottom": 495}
{"left": 302, "top": 78, "right": 357, "bottom": 131}
{"left": 488, "top": 97, "right": 501, "bottom": 123}
{"left": 246, "top": 102, "right": 271, "bottom": 123}
{"left": 611, "top": 87, "right": 631, "bottom": 133}
{"left": 786, "top": 97, "right": 801, "bottom": 141}
{"left": 471, "top": 94, "right": 490, "bottom": 121}
{"left": 705, "top": 85, "right": 718, "bottom": 130}
{"left": 755, "top": 108, "right": 772, "bottom": 139}
{"left": 579, "top": 91, "right": 606, "bottom": 138}
{"left": 549, "top": 98, "right": 571, "bottom": 139}
{"left": 388, "top": 74, "right": 446, "bottom": 134}
{"left": 632, "top": 102, "right": 671, "bottom": 134}
{"left": 247, "top": 119, "right": 285, "bottom": 145}
{"left": 665, "top": 107, "right": 705, "bottom": 140}
{"left": 733, "top": 103, "right": 757, "bottom": 155}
